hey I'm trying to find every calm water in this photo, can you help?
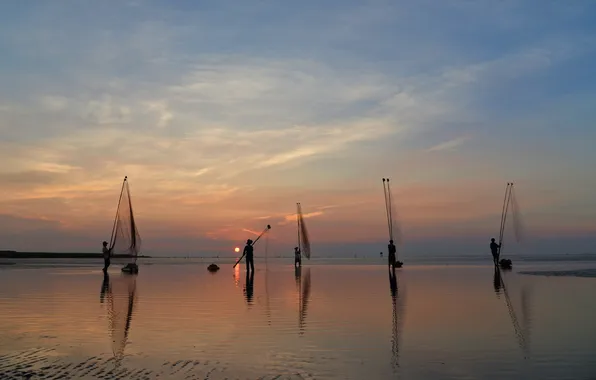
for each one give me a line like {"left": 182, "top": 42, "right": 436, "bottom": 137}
{"left": 1, "top": 261, "right": 595, "bottom": 379}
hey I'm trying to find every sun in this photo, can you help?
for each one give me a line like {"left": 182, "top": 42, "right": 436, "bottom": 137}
{"left": 234, "top": 247, "right": 240, "bottom": 253}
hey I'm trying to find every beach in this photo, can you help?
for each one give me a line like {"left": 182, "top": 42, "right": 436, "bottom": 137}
{"left": 1, "top": 258, "right": 595, "bottom": 379}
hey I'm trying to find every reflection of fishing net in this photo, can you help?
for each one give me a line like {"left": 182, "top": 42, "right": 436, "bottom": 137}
{"left": 498, "top": 273, "right": 532, "bottom": 358}
{"left": 299, "top": 268, "right": 311, "bottom": 333}
{"left": 297, "top": 204, "right": 311, "bottom": 259}
{"left": 389, "top": 272, "right": 406, "bottom": 371}
{"left": 107, "top": 275, "right": 137, "bottom": 365}
{"left": 110, "top": 179, "right": 141, "bottom": 266}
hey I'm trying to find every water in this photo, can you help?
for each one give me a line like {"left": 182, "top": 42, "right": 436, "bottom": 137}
{"left": 1, "top": 261, "right": 595, "bottom": 379}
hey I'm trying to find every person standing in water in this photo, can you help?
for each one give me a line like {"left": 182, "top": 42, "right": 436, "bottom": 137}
{"left": 294, "top": 246, "right": 302, "bottom": 267}
{"left": 388, "top": 240, "right": 397, "bottom": 270}
{"left": 490, "top": 238, "right": 501, "bottom": 266}
{"left": 102, "top": 241, "right": 112, "bottom": 273}
{"left": 243, "top": 239, "right": 254, "bottom": 272}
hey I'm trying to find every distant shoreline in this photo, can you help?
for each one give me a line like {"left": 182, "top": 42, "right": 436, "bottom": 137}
{"left": 0, "top": 250, "right": 151, "bottom": 259}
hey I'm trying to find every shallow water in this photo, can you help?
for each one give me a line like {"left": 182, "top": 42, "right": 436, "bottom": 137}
{"left": 1, "top": 262, "right": 595, "bottom": 379}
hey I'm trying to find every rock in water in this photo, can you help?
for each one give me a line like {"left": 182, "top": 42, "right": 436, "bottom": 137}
{"left": 207, "top": 264, "right": 220, "bottom": 272}
{"left": 395, "top": 261, "right": 404, "bottom": 268}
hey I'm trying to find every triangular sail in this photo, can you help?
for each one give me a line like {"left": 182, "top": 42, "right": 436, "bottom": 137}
{"left": 109, "top": 176, "right": 141, "bottom": 265}
{"left": 297, "top": 203, "right": 311, "bottom": 259}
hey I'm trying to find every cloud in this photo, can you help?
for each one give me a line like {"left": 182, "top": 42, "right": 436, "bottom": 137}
{"left": 427, "top": 135, "right": 472, "bottom": 152}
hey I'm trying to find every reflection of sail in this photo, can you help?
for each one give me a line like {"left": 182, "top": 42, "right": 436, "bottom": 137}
{"left": 389, "top": 268, "right": 405, "bottom": 370}
{"left": 495, "top": 269, "right": 530, "bottom": 358}
{"left": 298, "top": 268, "right": 311, "bottom": 334}
{"left": 107, "top": 274, "right": 137, "bottom": 365}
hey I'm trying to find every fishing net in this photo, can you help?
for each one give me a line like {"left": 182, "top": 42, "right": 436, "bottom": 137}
{"left": 499, "top": 183, "right": 525, "bottom": 257}
{"left": 110, "top": 179, "right": 141, "bottom": 265}
{"left": 298, "top": 204, "right": 311, "bottom": 259}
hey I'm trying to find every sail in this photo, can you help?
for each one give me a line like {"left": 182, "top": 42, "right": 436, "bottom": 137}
{"left": 109, "top": 176, "right": 141, "bottom": 265}
{"left": 106, "top": 274, "right": 137, "bottom": 366}
{"left": 297, "top": 203, "right": 311, "bottom": 259}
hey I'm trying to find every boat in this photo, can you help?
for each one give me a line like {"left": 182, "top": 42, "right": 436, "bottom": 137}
{"left": 296, "top": 203, "right": 311, "bottom": 266}
{"left": 108, "top": 176, "right": 141, "bottom": 274}
{"left": 497, "top": 182, "right": 523, "bottom": 270}
{"left": 382, "top": 178, "right": 403, "bottom": 268}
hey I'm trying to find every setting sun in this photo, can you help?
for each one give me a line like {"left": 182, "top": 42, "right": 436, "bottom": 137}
{"left": 234, "top": 247, "right": 240, "bottom": 253}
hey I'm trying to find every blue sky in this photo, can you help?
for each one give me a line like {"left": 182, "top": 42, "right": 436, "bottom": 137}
{"left": 0, "top": 0, "right": 595, "bottom": 256}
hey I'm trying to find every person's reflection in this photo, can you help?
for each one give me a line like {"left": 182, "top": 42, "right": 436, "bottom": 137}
{"left": 493, "top": 266, "right": 502, "bottom": 295}
{"left": 388, "top": 267, "right": 402, "bottom": 371}
{"left": 100, "top": 272, "right": 111, "bottom": 304}
{"left": 298, "top": 268, "right": 311, "bottom": 334}
{"left": 295, "top": 265, "right": 302, "bottom": 290}
{"left": 107, "top": 274, "right": 137, "bottom": 367}
{"left": 243, "top": 270, "right": 254, "bottom": 305}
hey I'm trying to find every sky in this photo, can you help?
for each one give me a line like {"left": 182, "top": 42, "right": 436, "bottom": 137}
{"left": 1, "top": 0, "right": 595, "bottom": 256}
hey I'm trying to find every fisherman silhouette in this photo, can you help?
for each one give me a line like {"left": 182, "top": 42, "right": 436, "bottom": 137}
{"left": 490, "top": 238, "right": 501, "bottom": 266}
{"left": 388, "top": 240, "right": 397, "bottom": 269}
{"left": 244, "top": 270, "right": 254, "bottom": 304}
{"left": 243, "top": 239, "right": 254, "bottom": 272}
{"left": 389, "top": 267, "right": 398, "bottom": 298}
{"left": 102, "top": 241, "right": 112, "bottom": 273}
{"left": 294, "top": 246, "right": 302, "bottom": 267}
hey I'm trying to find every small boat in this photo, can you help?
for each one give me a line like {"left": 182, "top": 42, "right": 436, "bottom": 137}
{"left": 207, "top": 263, "right": 220, "bottom": 272}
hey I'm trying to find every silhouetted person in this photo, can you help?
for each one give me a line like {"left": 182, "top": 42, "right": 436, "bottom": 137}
{"left": 243, "top": 239, "right": 254, "bottom": 272}
{"left": 490, "top": 238, "right": 501, "bottom": 266}
{"left": 380, "top": 251, "right": 383, "bottom": 258}
{"left": 388, "top": 240, "right": 397, "bottom": 269}
{"left": 294, "top": 246, "right": 301, "bottom": 267}
{"left": 100, "top": 272, "right": 110, "bottom": 303}
{"left": 244, "top": 270, "right": 254, "bottom": 304}
{"left": 102, "top": 241, "right": 112, "bottom": 273}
